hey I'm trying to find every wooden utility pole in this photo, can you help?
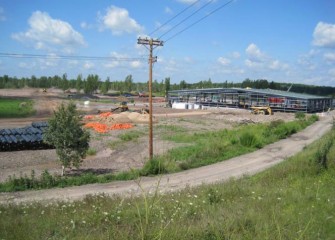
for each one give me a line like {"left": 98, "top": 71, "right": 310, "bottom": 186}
{"left": 137, "top": 37, "right": 164, "bottom": 159}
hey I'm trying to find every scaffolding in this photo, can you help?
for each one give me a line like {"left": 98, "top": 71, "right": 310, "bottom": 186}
{"left": 168, "top": 88, "right": 332, "bottom": 113}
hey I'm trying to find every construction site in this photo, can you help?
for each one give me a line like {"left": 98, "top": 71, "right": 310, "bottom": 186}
{"left": 0, "top": 87, "right": 311, "bottom": 182}
{"left": 168, "top": 87, "right": 332, "bottom": 113}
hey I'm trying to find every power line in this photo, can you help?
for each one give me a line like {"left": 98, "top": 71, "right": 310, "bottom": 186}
{"left": 149, "top": 0, "right": 202, "bottom": 37}
{"left": 158, "top": 0, "right": 216, "bottom": 40}
{"left": 164, "top": 0, "right": 235, "bottom": 43}
{"left": 0, "top": 52, "right": 146, "bottom": 62}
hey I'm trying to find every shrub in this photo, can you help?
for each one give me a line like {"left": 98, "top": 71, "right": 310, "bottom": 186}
{"left": 141, "top": 158, "right": 168, "bottom": 176}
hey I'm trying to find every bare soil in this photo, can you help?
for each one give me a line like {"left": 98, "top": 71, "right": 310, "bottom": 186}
{"left": 0, "top": 88, "right": 296, "bottom": 183}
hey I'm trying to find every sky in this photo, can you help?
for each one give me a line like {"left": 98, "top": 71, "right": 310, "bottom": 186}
{"left": 0, "top": 0, "right": 335, "bottom": 86}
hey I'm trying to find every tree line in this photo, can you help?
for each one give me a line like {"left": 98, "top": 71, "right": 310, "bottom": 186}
{"left": 0, "top": 74, "right": 334, "bottom": 97}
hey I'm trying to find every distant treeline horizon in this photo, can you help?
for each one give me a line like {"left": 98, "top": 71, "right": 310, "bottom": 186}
{"left": 0, "top": 74, "right": 334, "bottom": 97}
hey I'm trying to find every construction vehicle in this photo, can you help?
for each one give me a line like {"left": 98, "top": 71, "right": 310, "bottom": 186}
{"left": 250, "top": 106, "right": 273, "bottom": 115}
{"left": 111, "top": 101, "right": 129, "bottom": 112}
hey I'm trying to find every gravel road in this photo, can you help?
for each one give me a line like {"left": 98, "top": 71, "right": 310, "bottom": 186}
{"left": 0, "top": 113, "right": 333, "bottom": 205}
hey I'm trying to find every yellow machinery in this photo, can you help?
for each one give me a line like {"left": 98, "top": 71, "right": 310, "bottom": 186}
{"left": 111, "top": 101, "right": 129, "bottom": 112}
{"left": 250, "top": 106, "right": 273, "bottom": 115}
{"left": 120, "top": 101, "right": 129, "bottom": 112}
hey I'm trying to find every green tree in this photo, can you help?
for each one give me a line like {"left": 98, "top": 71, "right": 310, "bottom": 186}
{"left": 84, "top": 74, "right": 99, "bottom": 94}
{"left": 164, "top": 77, "right": 171, "bottom": 96}
{"left": 180, "top": 80, "right": 187, "bottom": 89}
{"left": 76, "top": 74, "right": 83, "bottom": 93}
{"left": 100, "top": 77, "right": 111, "bottom": 94}
{"left": 43, "top": 102, "right": 90, "bottom": 176}
{"left": 125, "top": 74, "right": 133, "bottom": 92}
{"left": 60, "top": 73, "right": 69, "bottom": 91}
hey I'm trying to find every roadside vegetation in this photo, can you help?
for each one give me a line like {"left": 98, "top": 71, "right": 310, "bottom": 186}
{"left": 0, "top": 114, "right": 319, "bottom": 192}
{"left": 0, "top": 98, "right": 35, "bottom": 118}
{"left": 108, "top": 130, "right": 143, "bottom": 149}
{"left": 1, "top": 123, "right": 334, "bottom": 239}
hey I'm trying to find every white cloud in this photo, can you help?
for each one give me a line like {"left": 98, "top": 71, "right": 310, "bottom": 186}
{"left": 269, "top": 60, "right": 289, "bottom": 71}
{"left": 245, "top": 43, "right": 289, "bottom": 72}
{"left": 245, "top": 59, "right": 262, "bottom": 68}
{"left": 19, "top": 61, "right": 37, "bottom": 69}
{"left": 99, "top": 6, "right": 143, "bottom": 35}
{"left": 329, "top": 68, "right": 335, "bottom": 77}
{"left": 103, "top": 51, "right": 143, "bottom": 69}
{"left": 176, "top": 0, "right": 197, "bottom": 4}
{"left": 12, "top": 11, "right": 86, "bottom": 51}
{"left": 246, "top": 43, "right": 266, "bottom": 62}
{"left": 313, "top": 22, "right": 335, "bottom": 48}
{"left": 130, "top": 61, "right": 141, "bottom": 68}
{"left": 80, "top": 21, "right": 94, "bottom": 29}
{"left": 0, "top": 7, "right": 6, "bottom": 21}
{"left": 165, "top": 7, "right": 173, "bottom": 14}
{"left": 184, "top": 56, "right": 195, "bottom": 63}
{"left": 324, "top": 52, "right": 335, "bottom": 62}
{"left": 231, "top": 51, "right": 240, "bottom": 59}
{"left": 217, "top": 57, "right": 231, "bottom": 66}
{"left": 43, "top": 53, "right": 59, "bottom": 67}
{"left": 83, "top": 61, "right": 94, "bottom": 69}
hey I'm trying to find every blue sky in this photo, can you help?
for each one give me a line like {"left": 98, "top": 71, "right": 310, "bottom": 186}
{"left": 0, "top": 0, "right": 335, "bottom": 86}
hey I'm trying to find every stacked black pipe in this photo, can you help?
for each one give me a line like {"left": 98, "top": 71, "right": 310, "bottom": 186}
{"left": 0, "top": 122, "right": 54, "bottom": 151}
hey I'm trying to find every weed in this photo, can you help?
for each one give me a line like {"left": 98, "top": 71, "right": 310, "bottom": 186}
{"left": 86, "top": 148, "right": 97, "bottom": 156}
{"left": 141, "top": 157, "right": 168, "bottom": 176}
{"left": 239, "top": 131, "right": 261, "bottom": 148}
{"left": 315, "top": 130, "right": 335, "bottom": 170}
{"left": 295, "top": 112, "right": 306, "bottom": 120}
{"left": 119, "top": 130, "right": 142, "bottom": 142}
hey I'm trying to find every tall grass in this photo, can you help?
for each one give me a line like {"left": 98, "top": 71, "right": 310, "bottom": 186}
{"left": 1, "top": 127, "right": 334, "bottom": 239}
{"left": 0, "top": 98, "right": 35, "bottom": 118}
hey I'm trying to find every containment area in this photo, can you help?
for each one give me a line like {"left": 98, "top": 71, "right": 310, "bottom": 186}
{"left": 168, "top": 88, "right": 333, "bottom": 113}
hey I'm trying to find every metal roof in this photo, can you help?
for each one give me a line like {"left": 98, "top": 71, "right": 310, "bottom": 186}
{"left": 236, "top": 88, "right": 330, "bottom": 100}
{"left": 168, "top": 88, "right": 331, "bottom": 100}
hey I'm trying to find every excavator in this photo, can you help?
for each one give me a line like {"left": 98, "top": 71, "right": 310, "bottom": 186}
{"left": 250, "top": 106, "right": 273, "bottom": 115}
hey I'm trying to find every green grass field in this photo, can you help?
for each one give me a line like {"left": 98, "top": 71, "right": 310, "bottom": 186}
{"left": 0, "top": 98, "right": 35, "bottom": 118}
{"left": 0, "top": 125, "right": 334, "bottom": 239}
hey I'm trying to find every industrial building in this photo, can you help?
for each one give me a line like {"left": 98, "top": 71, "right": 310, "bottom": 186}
{"left": 168, "top": 88, "right": 333, "bottom": 113}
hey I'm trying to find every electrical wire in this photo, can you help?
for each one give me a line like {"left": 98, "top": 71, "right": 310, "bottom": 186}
{"left": 149, "top": 0, "right": 202, "bottom": 37}
{"left": 0, "top": 52, "right": 146, "bottom": 62}
{"left": 158, "top": 0, "right": 216, "bottom": 40}
{"left": 163, "top": 0, "right": 235, "bottom": 43}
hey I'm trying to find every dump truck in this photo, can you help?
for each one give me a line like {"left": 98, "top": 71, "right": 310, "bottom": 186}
{"left": 250, "top": 106, "right": 273, "bottom": 115}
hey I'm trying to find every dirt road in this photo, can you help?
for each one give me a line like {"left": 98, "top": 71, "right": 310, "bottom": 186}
{"left": 0, "top": 114, "right": 333, "bottom": 204}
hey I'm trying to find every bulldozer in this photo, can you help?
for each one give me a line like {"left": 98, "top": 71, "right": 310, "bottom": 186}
{"left": 250, "top": 106, "right": 273, "bottom": 115}
{"left": 111, "top": 101, "right": 129, "bottom": 112}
